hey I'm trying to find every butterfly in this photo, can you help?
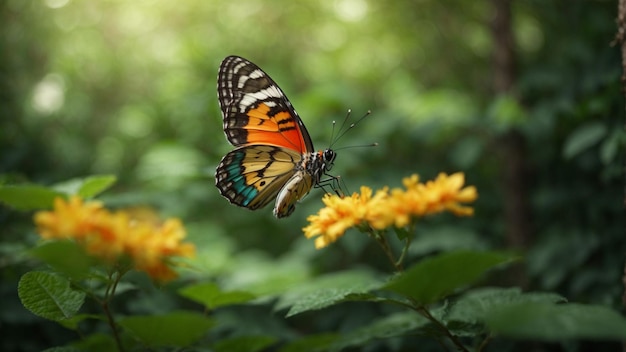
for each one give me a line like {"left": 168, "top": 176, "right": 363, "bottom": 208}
{"left": 215, "top": 55, "right": 337, "bottom": 218}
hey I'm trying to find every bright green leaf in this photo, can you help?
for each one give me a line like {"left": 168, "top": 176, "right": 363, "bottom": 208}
{"left": 0, "top": 185, "right": 64, "bottom": 210}
{"left": 485, "top": 302, "right": 626, "bottom": 340}
{"left": 30, "top": 241, "right": 94, "bottom": 280}
{"left": 78, "top": 175, "right": 117, "bottom": 198}
{"left": 118, "top": 311, "right": 213, "bottom": 347}
{"left": 214, "top": 335, "right": 277, "bottom": 352}
{"left": 52, "top": 175, "right": 116, "bottom": 198}
{"left": 563, "top": 122, "right": 607, "bottom": 159}
{"left": 384, "top": 251, "right": 518, "bottom": 305}
{"left": 178, "top": 282, "right": 255, "bottom": 309}
{"left": 18, "top": 271, "right": 85, "bottom": 323}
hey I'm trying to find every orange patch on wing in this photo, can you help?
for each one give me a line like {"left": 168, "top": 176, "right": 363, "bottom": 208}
{"left": 245, "top": 103, "right": 307, "bottom": 152}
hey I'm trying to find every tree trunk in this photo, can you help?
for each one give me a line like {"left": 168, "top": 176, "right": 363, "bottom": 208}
{"left": 491, "top": 0, "right": 532, "bottom": 286}
{"left": 614, "top": 1, "right": 626, "bottom": 351}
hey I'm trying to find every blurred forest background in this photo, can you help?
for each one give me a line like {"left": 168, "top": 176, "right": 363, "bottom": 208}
{"left": 1, "top": 0, "right": 624, "bottom": 351}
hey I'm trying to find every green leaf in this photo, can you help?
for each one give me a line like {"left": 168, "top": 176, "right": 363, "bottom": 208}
{"left": 52, "top": 175, "right": 116, "bottom": 198}
{"left": 276, "top": 269, "right": 382, "bottom": 315}
{"left": 562, "top": 122, "right": 607, "bottom": 159}
{"left": 119, "top": 311, "right": 213, "bottom": 347}
{"left": 18, "top": 271, "right": 85, "bottom": 323}
{"left": 71, "top": 332, "right": 117, "bottom": 352}
{"left": 78, "top": 175, "right": 117, "bottom": 198}
{"left": 331, "top": 312, "right": 428, "bottom": 351}
{"left": 178, "top": 282, "right": 255, "bottom": 309}
{"left": 485, "top": 302, "right": 626, "bottom": 340}
{"left": 286, "top": 291, "right": 381, "bottom": 318}
{"left": 600, "top": 129, "right": 625, "bottom": 165}
{"left": 446, "top": 287, "right": 566, "bottom": 326}
{"left": 30, "top": 241, "right": 94, "bottom": 280}
{"left": 214, "top": 335, "right": 277, "bottom": 352}
{"left": 384, "top": 251, "right": 518, "bottom": 305}
{"left": 0, "top": 185, "right": 64, "bottom": 210}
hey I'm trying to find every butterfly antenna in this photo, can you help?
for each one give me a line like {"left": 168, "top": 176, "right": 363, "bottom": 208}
{"left": 333, "top": 142, "right": 379, "bottom": 152}
{"left": 330, "top": 110, "right": 371, "bottom": 148}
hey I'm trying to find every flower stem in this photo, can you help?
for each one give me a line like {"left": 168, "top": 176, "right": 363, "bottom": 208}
{"left": 371, "top": 229, "right": 403, "bottom": 272}
{"left": 415, "top": 305, "right": 469, "bottom": 352}
{"left": 102, "top": 269, "right": 125, "bottom": 352}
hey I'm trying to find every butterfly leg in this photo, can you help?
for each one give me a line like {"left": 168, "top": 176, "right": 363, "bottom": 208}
{"left": 316, "top": 174, "right": 347, "bottom": 197}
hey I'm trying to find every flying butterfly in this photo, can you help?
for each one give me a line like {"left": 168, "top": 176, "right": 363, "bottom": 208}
{"left": 215, "top": 55, "right": 338, "bottom": 218}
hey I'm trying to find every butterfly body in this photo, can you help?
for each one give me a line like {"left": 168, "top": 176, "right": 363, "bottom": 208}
{"left": 215, "top": 56, "right": 336, "bottom": 218}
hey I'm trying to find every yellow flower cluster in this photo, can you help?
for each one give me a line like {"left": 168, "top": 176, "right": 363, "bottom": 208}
{"left": 303, "top": 173, "right": 478, "bottom": 249}
{"left": 34, "top": 196, "right": 195, "bottom": 282}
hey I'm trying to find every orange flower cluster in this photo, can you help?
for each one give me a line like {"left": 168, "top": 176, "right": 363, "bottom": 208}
{"left": 303, "top": 173, "right": 478, "bottom": 249}
{"left": 34, "top": 196, "right": 195, "bottom": 282}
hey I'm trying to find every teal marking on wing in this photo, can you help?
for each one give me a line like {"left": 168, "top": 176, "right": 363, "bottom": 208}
{"left": 225, "top": 151, "right": 258, "bottom": 207}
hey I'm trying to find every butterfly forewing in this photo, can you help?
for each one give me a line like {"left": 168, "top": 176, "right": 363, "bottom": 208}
{"left": 217, "top": 56, "right": 314, "bottom": 153}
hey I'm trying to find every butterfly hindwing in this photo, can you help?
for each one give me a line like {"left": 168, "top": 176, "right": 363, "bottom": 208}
{"left": 215, "top": 145, "right": 311, "bottom": 213}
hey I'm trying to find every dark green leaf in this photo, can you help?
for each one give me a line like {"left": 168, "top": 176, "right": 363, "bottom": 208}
{"left": 485, "top": 302, "right": 626, "bottom": 340}
{"left": 214, "top": 335, "right": 277, "bottom": 352}
{"left": 384, "top": 251, "right": 518, "bottom": 305}
{"left": 57, "top": 313, "right": 99, "bottom": 330}
{"left": 563, "top": 122, "right": 607, "bottom": 159}
{"left": 30, "top": 241, "right": 94, "bottom": 280}
{"left": 331, "top": 312, "right": 429, "bottom": 351}
{"left": 18, "top": 271, "right": 85, "bottom": 323}
{"left": 446, "top": 287, "right": 566, "bottom": 325}
{"left": 71, "top": 332, "right": 117, "bottom": 352}
{"left": 286, "top": 291, "right": 381, "bottom": 318}
{"left": 0, "top": 185, "right": 64, "bottom": 210}
{"left": 119, "top": 311, "right": 214, "bottom": 347}
{"left": 178, "top": 282, "right": 255, "bottom": 309}
{"left": 276, "top": 269, "right": 382, "bottom": 315}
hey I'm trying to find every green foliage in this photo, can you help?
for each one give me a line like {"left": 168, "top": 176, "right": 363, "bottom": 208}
{"left": 118, "top": 311, "right": 214, "bottom": 347}
{"left": 29, "top": 241, "right": 94, "bottom": 280}
{"left": 384, "top": 251, "right": 518, "bottom": 305}
{"left": 18, "top": 272, "right": 85, "bottom": 323}
{"left": 1, "top": 0, "right": 623, "bottom": 351}
{"left": 214, "top": 335, "right": 277, "bottom": 352}
{"left": 0, "top": 185, "right": 64, "bottom": 210}
{"left": 178, "top": 282, "right": 256, "bottom": 310}
{"left": 0, "top": 175, "right": 116, "bottom": 210}
{"left": 484, "top": 303, "right": 626, "bottom": 341}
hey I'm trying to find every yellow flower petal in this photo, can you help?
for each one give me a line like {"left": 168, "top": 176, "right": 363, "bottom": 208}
{"left": 33, "top": 196, "right": 195, "bottom": 282}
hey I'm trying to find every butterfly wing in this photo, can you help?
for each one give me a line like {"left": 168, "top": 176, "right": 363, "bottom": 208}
{"left": 217, "top": 55, "right": 314, "bottom": 153}
{"left": 216, "top": 56, "right": 321, "bottom": 217}
{"left": 215, "top": 145, "right": 312, "bottom": 214}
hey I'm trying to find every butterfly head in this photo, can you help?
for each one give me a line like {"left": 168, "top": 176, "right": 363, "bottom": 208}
{"left": 322, "top": 149, "right": 336, "bottom": 171}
